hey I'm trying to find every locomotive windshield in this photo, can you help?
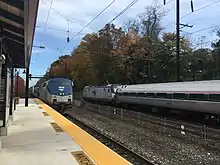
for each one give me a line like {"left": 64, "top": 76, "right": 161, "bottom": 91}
{"left": 47, "top": 78, "right": 73, "bottom": 96}
{"left": 111, "top": 84, "right": 121, "bottom": 93}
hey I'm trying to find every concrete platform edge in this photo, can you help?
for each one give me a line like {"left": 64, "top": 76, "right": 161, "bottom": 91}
{"left": 0, "top": 127, "right": 7, "bottom": 136}
{"left": 36, "top": 99, "right": 132, "bottom": 165}
{"left": 0, "top": 137, "right": 2, "bottom": 149}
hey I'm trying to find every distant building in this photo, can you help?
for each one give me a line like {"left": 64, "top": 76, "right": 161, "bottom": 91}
{"left": 14, "top": 75, "right": 26, "bottom": 97}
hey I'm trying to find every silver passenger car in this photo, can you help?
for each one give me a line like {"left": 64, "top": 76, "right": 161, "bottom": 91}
{"left": 116, "top": 80, "right": 220, "bottom": 115}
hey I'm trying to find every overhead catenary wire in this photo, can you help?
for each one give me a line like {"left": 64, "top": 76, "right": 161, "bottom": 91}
{"left": 108, "top": 0, "right": 139, "bottom": 24}
{"left": 60, "top": 0, "right": 141, "bottom": 55}
{"left": 37, "top": 26, "right": 67, "bottom": 32}
{"left": 148, "top": 0, "right": 175, "bottom": 17}
{"left": 42, "top": 0, "right": 54, "bottom": 36}
{"left": 40, "top": 0, "right": 170, "bottom": 55}
{"left": 164, "top": 0, "right": 175, "bottom": 5}
{"left": 34, "top": 0, "right": 54, "bottom": 57}
{"left": 59, "top": 0, "right": 117, "bottom": 55}
{"left": 181, "top": 0, "right": 220, "bottom": 20}
{"left": 41, "top": 0, "right": 54, "bottom": 46}
{"left": 164, "top": 0, "right": 220, "bottom": 28}
{"left": 41, "top": 0, "right": 98, "bottom": 32}
{"left": 41, "top": 0, "right": 75, "bottom": 24}
{"left": 192, "top": 39, "right": 218, "bottom": 47}
{"left": 184, "top": 24, "right": 220, "bottom": 36}
{"left": 36, "top": 26, "right": 89, "bottom": 36}
{"left": 155, "top": 0, "right": 175, "bottom": 20}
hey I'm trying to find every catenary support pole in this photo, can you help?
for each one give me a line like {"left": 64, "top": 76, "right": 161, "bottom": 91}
{"left": 9, "top": 67, "right": 14, "bottom": 115}
{"left": 16, "top": 71, "right": 19, "bottom": 97}
{"left": 2, "top": 56, "right": 7, "bottom": 127}
{"left": 25, "top": 67, "right": 29, "bottom": 107}
{"left": 176, "top": 0, "right": 180, "bottom": 82}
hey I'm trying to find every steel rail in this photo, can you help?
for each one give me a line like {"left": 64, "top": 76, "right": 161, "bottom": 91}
{"left": 64, "top": 112, "right": 156, "bottom": 165}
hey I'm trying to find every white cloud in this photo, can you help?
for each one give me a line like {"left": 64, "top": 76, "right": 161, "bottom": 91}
{"left": 34, "top": 0, "right": 220, "bottom": 51}
{"left": 30, "top": 0, "right": 220, "bottom": 78}
{"left": 37, "top": 0, "right": 155, "bottom": 37}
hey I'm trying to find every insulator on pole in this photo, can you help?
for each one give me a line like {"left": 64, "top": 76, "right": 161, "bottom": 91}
{"left": 67, "top": 19, "right": 70, "bottom": 43}
{"left": 191, "top": 0, "right": 194, "bottom": 12}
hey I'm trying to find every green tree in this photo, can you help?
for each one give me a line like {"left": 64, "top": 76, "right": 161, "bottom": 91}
{"left": 37, "top": 3, "right": 220, "bottom": 90}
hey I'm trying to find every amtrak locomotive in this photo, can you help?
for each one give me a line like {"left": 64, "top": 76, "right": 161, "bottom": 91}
{"left": 83, "top": 84, "right": 121, "bottom": 104}
{"left": 36, "top": 78, "right": 74, "bottom": 112}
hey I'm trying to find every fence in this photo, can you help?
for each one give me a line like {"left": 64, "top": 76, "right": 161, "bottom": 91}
{"left": 77, "top": 100, "right": 220, "bottom": 151}
{"left": 74, "top": 92, "right": 83, "bottom": 100}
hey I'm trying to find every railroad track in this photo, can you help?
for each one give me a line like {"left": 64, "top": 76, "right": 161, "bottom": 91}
{"left": 63, "top": 112, "right": 155, "bottom": 165}
{"left": 79, "top": 100, "right": 220, "bottom": 151}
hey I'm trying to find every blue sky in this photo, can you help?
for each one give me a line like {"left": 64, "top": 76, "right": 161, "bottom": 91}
{"left": 24, "top": 0, "right": 220, "bottom": 86}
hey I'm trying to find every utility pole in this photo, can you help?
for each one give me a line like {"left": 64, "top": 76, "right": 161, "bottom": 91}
{"left": 164, "top": 0, "right": 194, "bottom": 82}
{"left": 164, "top": 0, "right": 181, "bottom": 81}
{"left": 175, "top": 1, "right": 193, "bottom": 82}
{"left": 176, "top": 0, "right": 180, "bottom": 82}
{"left": 148, "top": 61, "right": 151, "bottom": 83}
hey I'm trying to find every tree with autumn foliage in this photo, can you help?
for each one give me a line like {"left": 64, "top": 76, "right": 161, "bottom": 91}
{"left": 36, "top": 3, "right": 220, "bottom": 91}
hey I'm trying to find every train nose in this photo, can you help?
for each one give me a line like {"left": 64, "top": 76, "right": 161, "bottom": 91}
{"left": 59, "top": 93, "right": 64, "bottom": 96}
{"left": 53, "top": 99, "right": 57, "bottom": 104}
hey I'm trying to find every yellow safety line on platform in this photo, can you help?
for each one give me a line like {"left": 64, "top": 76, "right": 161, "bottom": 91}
{"left": 35, "top": 99, "right": 131, "bottom": 165}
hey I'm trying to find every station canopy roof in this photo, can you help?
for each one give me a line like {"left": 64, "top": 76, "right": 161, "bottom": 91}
{"left": 0, "top": 0, "right": 39, "bottom": 68}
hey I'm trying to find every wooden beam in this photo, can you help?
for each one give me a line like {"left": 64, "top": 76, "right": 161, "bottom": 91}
{"left": 0, "top": 21, "right": 24, "bottom": 36}
{"left": 0, "top": 16, "right": 24, "bottom": 29}
{"left": 0, "top": 1, "right": 24, "bottom": 18}
{"left": 4, "top": 36, "right": 24, "bottom": 45}
{"left": 3, "top": 28, "right": 24, "bottom": 38}
{"left": 3, "top": 29, "right": 24, "bottom": 43}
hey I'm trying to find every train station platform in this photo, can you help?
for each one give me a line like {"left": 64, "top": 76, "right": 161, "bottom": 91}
{"left": 0, "top": 98, "right": 131, "bottom": 165}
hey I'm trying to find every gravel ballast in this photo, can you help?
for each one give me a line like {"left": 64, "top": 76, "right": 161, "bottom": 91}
{"left": 66, "top": 106, "right": 220, "bottom": 165}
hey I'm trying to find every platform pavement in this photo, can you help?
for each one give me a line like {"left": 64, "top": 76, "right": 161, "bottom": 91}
{"left": 0, "top": 99, "right": 91, "bottom": 165}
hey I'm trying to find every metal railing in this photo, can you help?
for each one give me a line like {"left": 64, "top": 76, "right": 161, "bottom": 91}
{"left": 73, "top": 92, "right": 83, "bottom": 100}
{"left": 0, "top": 79, "right": 4, "bottom": 112}
{"left": 77, "top": 100, "right": 220, "bottom": 151}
